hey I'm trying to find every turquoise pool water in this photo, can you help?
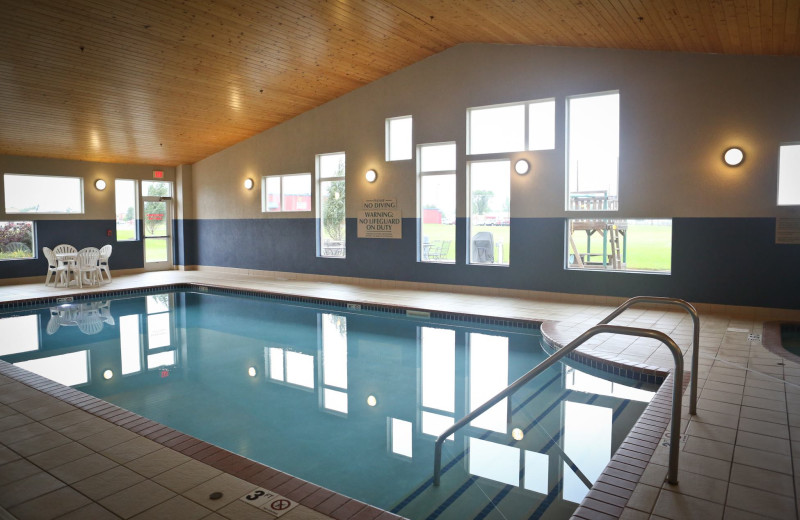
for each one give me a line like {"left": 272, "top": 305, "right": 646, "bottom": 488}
{"left": 0, "top": 289, "right": 657, "bottom": 520}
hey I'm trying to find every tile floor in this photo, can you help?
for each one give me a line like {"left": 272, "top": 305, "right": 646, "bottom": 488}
{"left": 0, "top": 269, "right": 798, "bottom": 520}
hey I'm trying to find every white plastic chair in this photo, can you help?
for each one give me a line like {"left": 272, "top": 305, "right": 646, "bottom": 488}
{"left": 98, "top": 244, "right": 112, "bottom": 283}
{"left": 43, "top": 247, "right": 68, "bottom": 287}
{"left": 71, "top": 247, "right": 101, "bottom": 288}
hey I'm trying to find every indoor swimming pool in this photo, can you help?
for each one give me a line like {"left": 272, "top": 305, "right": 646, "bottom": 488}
{"left": 0, "top": 288, "right": 659, "bottom": 520}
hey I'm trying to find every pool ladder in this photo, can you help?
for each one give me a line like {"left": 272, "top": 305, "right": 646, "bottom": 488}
{"left": 433, "top": 296, "right": 700, "bottom": 487}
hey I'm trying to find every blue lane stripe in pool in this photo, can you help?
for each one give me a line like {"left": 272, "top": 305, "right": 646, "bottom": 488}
{"left": 390, "top": 373, "right": 563, "bottom": 515}
{"left": 528, "top": 479, "right": 562, "bottom": 520}
{"left": 474, "top": 485, "right": 514, "bottom": 520}
{"left": 426, "top": 476, "right": 479, "bottom": 520}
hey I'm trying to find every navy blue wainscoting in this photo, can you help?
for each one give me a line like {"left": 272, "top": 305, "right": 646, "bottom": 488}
{"left": 168, "top": 217, "right": 800, "bottom": 310}
{"left": 0, "top": 220, "right": 144, "bottom": 280}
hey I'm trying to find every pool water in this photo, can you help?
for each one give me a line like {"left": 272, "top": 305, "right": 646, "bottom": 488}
{"left": 0, "top": 290, "right": 657, "bottom": 520}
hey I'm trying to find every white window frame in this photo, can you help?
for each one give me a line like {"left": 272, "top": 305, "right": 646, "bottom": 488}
{"left": 565, "top": 90, "right": 620, "bottom": 212}
{"left": 316, "top": 152, "right": 347, "bottom": 258}
{"left": 386, "top": 115, "right": 413, "bottom": 161}
{"left": 778, "top": 142, "right": 800, "bottom": 206}
{"left": 115, "top": 179, "right": 139, "bottom": 242}
{"left": 3, "top": 174, "right": 84, "bottom": 214}
{"left": 467, "top": 159, "right": 511, "bottom": 266}
{"left": 467, "top": 98, "right": 556, "bottom": 155}
{"left": 261, "top": 173, "right": 312, "bottom": 213}
{"left": 418, "top": 142, "right": 456, "bottom": 263}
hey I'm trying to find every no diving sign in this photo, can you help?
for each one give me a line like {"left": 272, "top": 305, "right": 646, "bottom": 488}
{"left": 240, "top": 488, "right": 299, "bottom": 517}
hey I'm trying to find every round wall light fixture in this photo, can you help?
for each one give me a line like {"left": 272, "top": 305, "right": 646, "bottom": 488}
{"left": 366, "top": 395, "right": 377, "bottom": 407}
{"left": 244, "top": 178, "right": 254, "bottom": 190}
{"left": 511, "top": 427, "right": 524, "bottom": 441}
{"left": 514, "top": 159, "right": 530, "bottom": 175}
{"left": 102, "top": 369, "right": 114, "bottom": 380}
{"left": 723, "top": 147, "right": 745, "bottom": 167}
{"left": 95, "top": 179, "right": 107, "bottom": 191}
{"left": 248, "top": 366, "right": 257, "bottom": 377}
{"left": 365, "top": 169, "right": 378, "bottom": 183}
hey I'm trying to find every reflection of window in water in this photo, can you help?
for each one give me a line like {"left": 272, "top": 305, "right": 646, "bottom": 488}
{"left": 16, "top": 351, "right": 89, "bottom": 386}
{"left": 467, "top": 437, "right": 551, "bottom": 493}
{"left": 320, "top": 313, "right": 347, "bottom": 413}
{"left": 468, "top": 332, "right": 509, "bottom": 432}
{"left": 147, "top": 350, "right": 176, "bottom": 369}
{"left": 264, "top": 347, "right": 315, "bottom": 390}
{"left": 565, "top": 367, "right": 655, "bottom": 402}
{"left": 0, "top": 314, "right": 39, "bottom": 355}
{"left": 562, "top": 401, "right": 611, "bottom": 503}
{"left": 389, "top": 418, "right": 413, "bottom": 458}
{"left": 420, "top": 327, "right": 455, "bottom": 438}
{"left": 119, "top": 315, "right": 142, "bottom": 375}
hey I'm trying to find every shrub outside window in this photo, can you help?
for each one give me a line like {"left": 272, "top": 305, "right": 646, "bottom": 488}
{"left": 566, "top": 218, "right": 672, "bottom": 273}
{"left": 0, "top": 221, "right": 34, "bottom": 260}
{"left": 262, "top": 174, "right": 312, "bottom": 212}
{"left": 419, "top": 143, "right": 456, "bottom": 263}
{"left": 468, "top": 160, "right": 510, "bottom": 266}
{"left": 566, "top": 91, "right": 620, "bottom": 211}
{"left": 386, "top": 116, "right": 413, "bottom": 161}
{"left": 317, "top": 153, "right": 346, "bottom": 258}
{"left": 4, "top": 174, "right": 83, "bottom": 214}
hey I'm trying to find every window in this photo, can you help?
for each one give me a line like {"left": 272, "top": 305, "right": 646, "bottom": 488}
{"left": 145, "top": 294, "right": 176, "bottom": 370}
{"left": 566, "top": 91, "right": 619, "bottom": 211}
{"left": 419, "top": 327, "right": 455, "bottom": 439}
{"left": 566, "top": 219, "right": 672, "bottom": 273}
{"left": 262, "top": 174, "right": 312, "bottom": 212}
{"left": 468, "top": 333, "right": 508, "bottom": 432}
{"left": 386, "top": 116, "right": 413, "bottom": 161}
{"left": 467, "top": 99, "right": 555, "bottom": 155}
{"left": 778, "top": 144, "right": 800, "bottom": 205}
{"left": 418, "top": 143, "right": 456, "bottom": 263}
{"left": 0, "top": 221, "right": 34, "bottom": 260}
{"left": 317, "top": 152, "right": 346, "bottom": 258}
{"left": 115, "top": 180, "right": 138, "bottom": 241}
{"left": 16, "top": 351, "right": 89, "bottom": 387}
{"left": 468, "top": 160, "right": 510, "bottom": 265}
{"left": 320, "top": 313, "right": 348, "bottom": 414}
{"left": 4, "top": 174, "right": 83, "bottom": 214}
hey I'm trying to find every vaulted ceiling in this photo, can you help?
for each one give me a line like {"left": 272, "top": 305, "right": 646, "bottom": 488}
{"left": 1, "top": 0, "right": 798, "bottom": 166}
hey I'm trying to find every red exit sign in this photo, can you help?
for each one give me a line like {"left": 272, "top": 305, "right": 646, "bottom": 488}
{"left": 153, "top": 170, "right": 164, "bottom": 179}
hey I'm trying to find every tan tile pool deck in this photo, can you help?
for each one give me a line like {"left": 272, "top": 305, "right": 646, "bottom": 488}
{"left": 0, "top": 269, "right": 798, "bottom": 520}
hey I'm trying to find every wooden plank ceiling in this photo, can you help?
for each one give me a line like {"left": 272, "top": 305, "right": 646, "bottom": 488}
{"left": 0, "top": 0, "right": 798, "bottom": 167}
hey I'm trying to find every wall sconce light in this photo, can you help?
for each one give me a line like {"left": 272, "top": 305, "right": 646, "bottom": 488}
{"left": 248, "top": 366, "right": 257, "bottom": 377}
{"left": 95, "top": 179, "right": 107, "bottom": 190}
{"left": 365, "top": 169, "right": 378, "bottom": 183}
{"left": 723, "top": 147, "right": 745, "bottom": 167}
{"left": 366, "top": 395, "right": 377, "bottom": 407}
{"left": 102, "top": 369, "right": 113, "bottom": 380}
{"left": 511, "top": 427, "right": 524, "bottom": 441}
{"left": 514, "top": 159, "right": 530, "bottom": 175}
{"left": 244, "top": 178, "right": 254, "bottom": 190}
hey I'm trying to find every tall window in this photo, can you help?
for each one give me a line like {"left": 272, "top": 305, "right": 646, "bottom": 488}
{"left": 566, "top": 91, "right": 620, "bottom": 211}
{"left": 778, "top": 144, "right": 800, "bottom": 205}
{"left": 115, "top": 179, "right": 138, "bottom": 241}
{"left": 317, "top": 152, "right": 346, "bottom": 258}
{"left": 467, "top": 99, "right": 555, "bottom": 155}
{"left": 468, "top": 160, "right": 510, "bottom": 265}
{"left": 418, "top": 143, "right": 456, "bottom": 263}
{"left": 386, "top": 116, "right": 413, "bottom": 161}
{"left": 4, "top": 174, "right": 83, "bottom": 214}
{"left": 262, "top": 174, "right": 312, "bottom": 212}
{"left": 566, "top": 219, "right": 672, "bottom": 273}
{"left": 0, "top": 221, "right": 34, "bottom": 260}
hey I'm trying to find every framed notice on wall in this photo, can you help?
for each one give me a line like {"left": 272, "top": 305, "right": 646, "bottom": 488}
{"left": 776, "top": 218, "right": 800, "bottom": 244}
{"left": 358, "top": 198, "right": 402, "bottom": 239}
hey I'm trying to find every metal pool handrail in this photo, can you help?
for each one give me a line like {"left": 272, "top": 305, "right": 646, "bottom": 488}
{"left": 596, "top": 296, "right": 699, "bottom": 415}
{"left": 433, "top": 324, "right": 685, "bottom": 486}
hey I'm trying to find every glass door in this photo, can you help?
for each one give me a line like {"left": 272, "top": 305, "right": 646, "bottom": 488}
{"left": 141, "top": 181, "right": 173, "bottom": 270}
